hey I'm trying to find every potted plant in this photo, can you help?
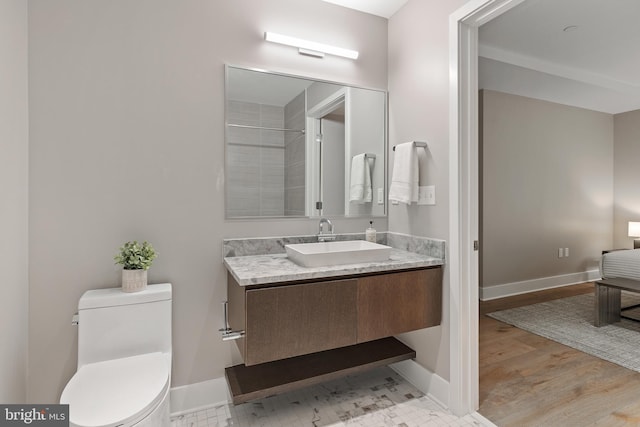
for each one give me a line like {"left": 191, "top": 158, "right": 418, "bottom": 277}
{"left": 114, "top": 241, "right": 158, "bottom": 293}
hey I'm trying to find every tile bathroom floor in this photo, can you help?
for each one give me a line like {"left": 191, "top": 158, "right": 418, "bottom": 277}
{"left": 170, "top": 367, "right": 487, "bottom": 427}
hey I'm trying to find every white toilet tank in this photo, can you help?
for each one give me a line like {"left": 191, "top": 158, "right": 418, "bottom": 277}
{"left": 76, "top": 283, "right": 172, "bottom": 368}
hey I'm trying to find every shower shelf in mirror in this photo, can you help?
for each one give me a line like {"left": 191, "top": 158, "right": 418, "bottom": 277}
{"left": 227, "top": 142, "right": 286, "bottom": 150}
{"left": 227, "top": 123, "right": 305, "bottom": 133}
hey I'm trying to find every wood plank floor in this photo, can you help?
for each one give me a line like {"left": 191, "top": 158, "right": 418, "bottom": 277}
{"left": 479, "top": 283, "right": 640, "bottom": 426}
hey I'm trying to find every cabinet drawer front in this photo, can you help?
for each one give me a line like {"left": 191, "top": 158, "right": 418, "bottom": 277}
{"left": 245, "top": 279, "right": 357, "bottom": 365}
{"left": 357, "top": 268, "right": 442, "bottom": 343}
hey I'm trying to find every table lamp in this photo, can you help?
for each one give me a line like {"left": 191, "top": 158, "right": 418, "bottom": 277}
{"left": 629, "top": 221, "right": 640, "bottom": 249}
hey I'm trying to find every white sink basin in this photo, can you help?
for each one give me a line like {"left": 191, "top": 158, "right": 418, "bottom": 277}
{"left": 285, "top": 240, "right": 392, "bottom": 268}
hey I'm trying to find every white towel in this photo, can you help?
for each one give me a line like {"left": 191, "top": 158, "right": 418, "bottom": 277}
{"left": 349, "top": 153, "right": 372, "bottom": 203}
{"left": 388, "top": 142, "right": 419, "bottom": 204}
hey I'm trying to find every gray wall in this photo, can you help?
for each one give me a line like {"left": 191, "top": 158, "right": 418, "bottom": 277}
{"left": 387, "top": 0, "right": 470, "bottom": 383}
{"left": 0, "top": 0, "right": 29, "bottom": 404}
{"left": 347, "top": 88, "right": 386, "bottom": 217}
{"left": 614, "top": 109, "right": 640, "bottom": 248}
{"left": 481, "top": 90, "right": 613, "bottom": 289}
{"left": 28, "top": 0, "right": 387, "bottom": 403}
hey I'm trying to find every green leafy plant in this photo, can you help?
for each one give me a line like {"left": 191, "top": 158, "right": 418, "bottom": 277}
{"left": 114, "top": 241, "right": 158, "bottom": 270}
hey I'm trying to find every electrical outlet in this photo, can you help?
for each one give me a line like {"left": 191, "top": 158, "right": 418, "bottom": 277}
{"left": 558, "top": 248, "right": 563, "bottom": 258}
{"left": 564, "top": 247, "right": 569, "bottom": 257}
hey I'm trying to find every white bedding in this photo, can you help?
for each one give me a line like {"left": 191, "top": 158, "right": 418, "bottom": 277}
{"left": 601, "top": 249, "right": 640, "bottom": 280}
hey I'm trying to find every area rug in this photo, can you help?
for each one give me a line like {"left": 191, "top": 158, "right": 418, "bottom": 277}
{"left": 488, "top": 292, "right": 640, "bottom": 372}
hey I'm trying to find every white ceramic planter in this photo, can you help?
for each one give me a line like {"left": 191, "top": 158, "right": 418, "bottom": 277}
{"left": 122, "top": 269, "right": 148, "bottom": 293}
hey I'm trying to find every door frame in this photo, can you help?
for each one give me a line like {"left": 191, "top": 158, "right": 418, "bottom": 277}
{"left": 306, "top": 88, "right": 348, "bottom": 217}
{"left": 448, "top": 0, "right": 526, "bottom": 415}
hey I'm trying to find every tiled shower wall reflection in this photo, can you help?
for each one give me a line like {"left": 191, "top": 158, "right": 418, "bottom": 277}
{"left": 227, "top": 100, "right": 285, "bottom": 217}
{"left": 284, "top": 92, "right": 306, "bottom": 216}
{"left": 227, "top": 98, "right": 305, "bottom": 217}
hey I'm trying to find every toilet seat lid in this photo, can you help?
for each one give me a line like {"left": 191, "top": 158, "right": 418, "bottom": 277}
{"left": 61, "top": 352, "right": 170, "bottom": 427}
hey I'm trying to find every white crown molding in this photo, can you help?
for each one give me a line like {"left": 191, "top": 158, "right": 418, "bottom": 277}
{"left": 478, "top": 43, "right": 640, "bottom": 95}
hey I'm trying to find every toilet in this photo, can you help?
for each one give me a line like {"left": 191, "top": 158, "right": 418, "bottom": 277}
{"left": 61, "top": 283, "right": 172, "bottom": 427}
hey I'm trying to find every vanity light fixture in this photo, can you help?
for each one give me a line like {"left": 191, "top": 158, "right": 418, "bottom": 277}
{"left": 264, "top": 32, "right": 359, "bottom": 60}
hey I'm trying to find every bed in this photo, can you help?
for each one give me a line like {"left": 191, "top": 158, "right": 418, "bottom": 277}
{"left": 596, "top": 249, "right": 640, "bottom": 326}
{"left": 601, "top": 249, "right": 640, "bottom": 281}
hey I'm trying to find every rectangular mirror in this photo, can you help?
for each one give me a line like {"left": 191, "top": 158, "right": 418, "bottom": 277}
{"left": 225, "top": 65, "right": 387, "bottom": 219}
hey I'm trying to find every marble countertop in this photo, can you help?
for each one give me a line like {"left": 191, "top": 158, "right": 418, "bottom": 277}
{"left": 224, "top": 248, "right": 444, "bottom": 286}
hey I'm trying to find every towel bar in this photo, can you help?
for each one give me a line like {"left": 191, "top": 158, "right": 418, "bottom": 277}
{"left": 392, "top": 141, "right": 427, "bottom": 151}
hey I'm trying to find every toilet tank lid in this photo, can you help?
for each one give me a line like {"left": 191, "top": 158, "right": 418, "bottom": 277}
{"left": 79, "top": 283, "right": 172, "bottom": 310}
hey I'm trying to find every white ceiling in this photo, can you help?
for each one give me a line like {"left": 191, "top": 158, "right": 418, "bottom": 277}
{"left": 322, "top": 0, "right": 640, "bottom": 113}
{"left": 320, "top": 0, "right": 408, "bottom": 18}
{"left": 479, "top": 0, "right": 640, "bottom": 114}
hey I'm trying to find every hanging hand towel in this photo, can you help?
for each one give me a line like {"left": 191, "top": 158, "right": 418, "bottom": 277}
{"left": 349, "top": 153, "right": 372, "bottom": 203}
{"left": 388, "top": 142, "right": 419, "bottom": 204}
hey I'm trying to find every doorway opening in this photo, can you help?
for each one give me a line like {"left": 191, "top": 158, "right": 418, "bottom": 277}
{"left": 449, "top": 0, "right": 526, "bottom": 416}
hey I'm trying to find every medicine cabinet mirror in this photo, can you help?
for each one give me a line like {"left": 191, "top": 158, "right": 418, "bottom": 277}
{"left": 225, "top": 65, "right": 387, "bottom": 219}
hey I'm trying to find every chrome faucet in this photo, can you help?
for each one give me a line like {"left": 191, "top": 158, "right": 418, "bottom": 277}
{"left": 317, "top": 218, "right": 336, "bottom": 242}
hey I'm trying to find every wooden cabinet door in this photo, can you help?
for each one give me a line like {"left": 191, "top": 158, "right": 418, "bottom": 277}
{"left": 357, "top": 268, "right": 442, "bottom": 343}
{"left": 244, "top": 279, "right": 357, "bottom": 366}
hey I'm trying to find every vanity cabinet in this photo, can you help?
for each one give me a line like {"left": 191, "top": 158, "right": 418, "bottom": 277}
{"left": 227, "top": 267, "right": 442, "bottom": 367}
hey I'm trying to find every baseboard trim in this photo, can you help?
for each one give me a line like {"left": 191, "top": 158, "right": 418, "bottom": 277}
{"left": 480, "top": 269, "right": 601, "bottom": 301}
{"left": 390, "top": 359, "right": 450, "bottom": 409}
{"left": 170, "top": 377, "right": 229, "bottom": 416}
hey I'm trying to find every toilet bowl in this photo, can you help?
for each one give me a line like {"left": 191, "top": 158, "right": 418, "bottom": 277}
{"left": 61, "top": 283, "right": 172, "bottom": 427}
